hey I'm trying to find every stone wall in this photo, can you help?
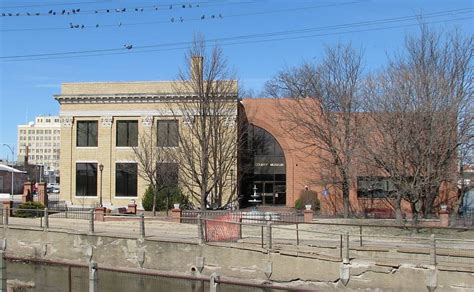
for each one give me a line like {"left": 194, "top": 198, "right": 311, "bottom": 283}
{"left": 1, "top": 227, "right": 473, "bottom": 291}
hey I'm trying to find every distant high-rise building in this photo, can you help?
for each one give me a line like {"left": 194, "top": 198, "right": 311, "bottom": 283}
{"left": 17, "top": 116, "right": 61, "bottom": 174}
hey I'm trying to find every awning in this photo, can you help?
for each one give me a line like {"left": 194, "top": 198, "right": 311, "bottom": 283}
{"left": 0, "top": 164, "right": 26, "bottom": 173}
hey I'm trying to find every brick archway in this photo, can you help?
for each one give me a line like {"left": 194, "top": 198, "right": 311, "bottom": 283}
{"left": 242, "top": 100, "right": 297, "bottom": 207}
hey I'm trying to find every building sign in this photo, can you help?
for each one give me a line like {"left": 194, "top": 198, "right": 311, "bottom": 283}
{"left": 254, "top": 157, "right": 285, "bottom": 174}
{"left": 255, "top": 162, "right": 284, "bottom": 167}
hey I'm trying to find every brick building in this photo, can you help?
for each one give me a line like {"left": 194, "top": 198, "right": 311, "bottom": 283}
{"left": 240, "top": 98, "right": 457, "bottom": 216}
{"left": 55, "top": 80, "right": 456, "bottom": 214}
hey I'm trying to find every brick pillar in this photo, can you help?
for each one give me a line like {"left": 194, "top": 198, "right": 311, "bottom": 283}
{"left": 303, "top": 209, "right": 314, "bottom": 223}
{"left": 171, "top": 208, "right": 182, "bottom": 223}
{"left": 2, "top": 201, "right": 12, "bottom": 217}
{"left": 22, "top": 182, "right": 33, "bottom": 203}
{"left": 127, "top": 202, "right": 137, "bottom": 214}
{"left": 439, "top": 210, "right": 449, "bottom": 227}
{"left": 94, "top": 207, "right": 106, "bottom": 222}
{"left": 37, "top": 182, "right": 48, "bottom": 206}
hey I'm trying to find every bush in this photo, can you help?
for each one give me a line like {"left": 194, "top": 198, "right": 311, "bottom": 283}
{"left": 299, "top": 189, "right": 320, "bottom": 211}
{"left": 142, "top": 185, "right": 191, "bottom": 211}
{"left": 294, "top": 198, "right": 304, "bottom": 210}
{"left": 142, "top": 186, "right": 155, "bottom": 211}
{"left": 15, "top": 201, "right": 45, "bottom": 218}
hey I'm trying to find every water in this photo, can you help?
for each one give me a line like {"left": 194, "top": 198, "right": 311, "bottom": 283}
{"left": 7, "top": 261, "right": 275, "bottom": 292}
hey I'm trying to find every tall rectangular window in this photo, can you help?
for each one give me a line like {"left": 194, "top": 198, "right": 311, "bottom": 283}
{"left": 116, "top": 121, "right": 138, "bottom": 147}
{"left": 115, "top": 163, "right": 137, "bottom": 197}
{"left": 77, "top": 121, "right": 98, "bottom": 147}
{"left": 157, "top": 120, "right": 178, "bottom": 147}
{"left": 76, "top": 163, "right": 97, "bottom": 197}
{"left": 157, "top": 162, "right": 179, "bottom": 187}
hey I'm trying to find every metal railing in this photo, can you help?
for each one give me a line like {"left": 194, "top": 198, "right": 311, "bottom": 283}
{"left": 181, "top": 210, "right": 304, "bottom": 224}
{"left": 2, "top": 206, "right": 473, "bottom": 268}
{"left": 4, "top": 255, "right": 303, "bottom": 292}
{"left": 1, "top": 207, "right": 145, "bottom": 238}
{"left": 194, "top": 216, "right": 474, "bottom": 267}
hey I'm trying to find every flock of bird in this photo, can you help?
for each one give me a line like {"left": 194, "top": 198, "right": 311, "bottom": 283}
{"left": 1, "top": 3, "right": 226, "bottom": 51}
{"left": 0, "top": 4, "right": 201, "bottom": 17}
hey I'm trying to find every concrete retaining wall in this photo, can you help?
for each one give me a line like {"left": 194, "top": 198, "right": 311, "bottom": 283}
{"left": 1, "top": 227, "right": 473, "bottom": 291}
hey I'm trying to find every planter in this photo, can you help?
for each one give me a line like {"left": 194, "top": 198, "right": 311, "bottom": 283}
{"left": 440, "top": 204, "right": 448, "bottom": 211}
{"left": 173, "top": 203, "right": 180, "bottom": 210}
{"left": 305, "top": 204, "right": 312, "bottom": 211}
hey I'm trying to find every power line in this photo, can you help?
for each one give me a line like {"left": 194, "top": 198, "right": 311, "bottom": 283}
{"left": 0, "top": 0, "right": 256, "bottom": 18}
{"left": 0, "top": 1, "right": 114, "bottom": 9}
{"left": 0, "top": 1, "right": 361, "bottom": 32}
{"left": 7, "top": 16, "right": 472, "bottom": 63}
{"left": 0, "top": 11, "right": 472, "bottom": 62}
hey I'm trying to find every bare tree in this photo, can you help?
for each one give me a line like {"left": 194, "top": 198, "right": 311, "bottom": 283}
{"left": 132, "top": 127, "right": 176, "bottom": 216}
{"left": 265, "top": 43, "right": 365, "bottom": 218}
{"left": 167, "top": 35, "right": 239, "bottom": 210}
{"left": 363, "top": 26, "right": 473, "bottom": 224}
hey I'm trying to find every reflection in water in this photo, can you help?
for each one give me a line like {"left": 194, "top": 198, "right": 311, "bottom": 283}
{"left": 7, "top": 261, "right": 272, "bottom": 292}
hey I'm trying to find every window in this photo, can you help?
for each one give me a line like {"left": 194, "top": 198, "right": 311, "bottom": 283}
{"left": 116, "top": 121, "right": 138, "bottom": 147}
{"left": 77, "top": 121, "right": 98, "bottom": 147}
{"left": 157, "top": 162, "right": 179, "bottom": 187}
{"left": 357, "top": 177, "right": 396, "bottom": 198}
{"left": 157, "top": 120, "right": 178, "bottom": 147}
{"left": 115, "top": 163, "right": 137, "bottom": 197}
{"left": 76, "top": 163, "right": 97, "bottom": 197}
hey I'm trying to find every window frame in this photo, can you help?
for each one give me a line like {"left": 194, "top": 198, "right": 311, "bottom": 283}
{"left": 156, "top": 120, "right": 179, "bottom": 147}
{"left": 156, "top": 162, "right": 179, "bottom": 188}
{"left": 116, "top": 120, "right": 138, "bottom": 147}
{"left": 357, "top": 176, "right": 396, "bottom": 198}
{"left": 115, "top": 162, "right": 138, "bottom": 198}
{"left": 75, "top": 162, "right": 98, "bottom": 197}
{"left": 76, "top": 121, "right": 98, "bottom": 147}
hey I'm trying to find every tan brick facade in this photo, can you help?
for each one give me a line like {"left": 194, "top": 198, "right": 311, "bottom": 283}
{"left": 56, "top": 81, "right": 238, "bottom": 209}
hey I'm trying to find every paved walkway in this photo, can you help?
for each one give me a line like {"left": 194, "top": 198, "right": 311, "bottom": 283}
{"left": 5, "top": 215, "right": 474, "bottom": 251}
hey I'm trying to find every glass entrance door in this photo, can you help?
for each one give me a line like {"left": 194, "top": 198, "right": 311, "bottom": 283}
{"left": 263, "top": 182, "right": 274, "bottom": 205}
{"left": 253, "top": 181, "right": 286, "bottom": 205}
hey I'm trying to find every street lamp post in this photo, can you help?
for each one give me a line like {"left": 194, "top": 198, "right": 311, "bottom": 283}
{"left": 99, "top": 164, "right": 104, "bottom": 207}
{"left": 230, "top": 169, "right": 234, "bottom": 198}
{"left": 2, "top": 144, "right": 15, "bottom": 201}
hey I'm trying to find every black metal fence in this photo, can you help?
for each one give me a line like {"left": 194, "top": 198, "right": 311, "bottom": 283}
{"left": 454, "top": 207, "right": 474, "bottom": 227}
{"left": 5, "top": 257, "right": 297, "bottom": 291}
{"left": 181, "top": 210, "right": 304, "bottom": 225}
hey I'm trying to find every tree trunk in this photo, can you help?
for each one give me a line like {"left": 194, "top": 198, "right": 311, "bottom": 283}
{"left": 410, "top": 201, "right": 420, "bottom": 232}
{"left": 395, "top": 193, "right": 403, "bottom": 225}
{"left": 342, "top": 178, "right": 350, "bottom": 218}
{"left": 152, "top": 188, "right": 157, "bottom": 217}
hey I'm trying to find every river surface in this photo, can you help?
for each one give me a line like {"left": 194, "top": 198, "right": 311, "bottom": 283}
{"left": 7, "top": 261, "right": 275, "bottom": 292}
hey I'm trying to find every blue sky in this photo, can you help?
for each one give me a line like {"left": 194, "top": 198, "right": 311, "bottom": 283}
{"left": 0, "top": 0, "right": 473, "bottom": 160}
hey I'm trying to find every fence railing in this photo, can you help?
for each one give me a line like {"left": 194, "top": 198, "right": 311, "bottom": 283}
{"left": 3, "top": 255, "right": 301, "bottom": 292}
{"left": 194, "top": 216, "right": 474, "bottom": 267}
{"left": 1, "top": 207, "right": 145, "bottom": 238}
{"left": 181, "top": 210, "right": 304, "bottom": 224}
{"left": 2, "top": 206, "right": 473, "bottom": 268}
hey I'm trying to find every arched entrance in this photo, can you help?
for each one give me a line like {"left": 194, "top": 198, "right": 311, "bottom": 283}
{"left": 240, "top": 124, "right": 286, "bottom": 206}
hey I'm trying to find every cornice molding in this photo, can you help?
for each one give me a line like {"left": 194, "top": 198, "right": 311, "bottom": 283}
{"left": 54, "top": 93, "right": 238, "bottom": 104}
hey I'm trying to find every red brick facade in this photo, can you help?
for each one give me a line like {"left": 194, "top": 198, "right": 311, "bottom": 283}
{"left": 241, "top": 98, "right": 457, "bottom": 216}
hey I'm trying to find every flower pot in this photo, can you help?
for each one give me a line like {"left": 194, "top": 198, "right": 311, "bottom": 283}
{"left": 440, "top": 204, "right": 447, "bottom": 211}
{"left": 305, "top": 204, "right": 312, "bottom": 210}
{"left": 173, "top": 203, "right": 180, "bottom": 210}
